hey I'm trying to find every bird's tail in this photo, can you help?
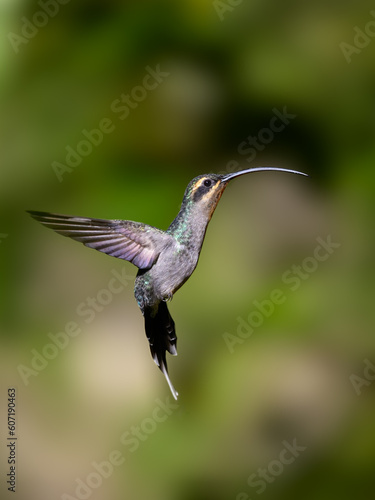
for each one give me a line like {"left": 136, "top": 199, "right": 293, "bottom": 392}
{"left": 144, "top": 301, "right": 178, "bottom": 400}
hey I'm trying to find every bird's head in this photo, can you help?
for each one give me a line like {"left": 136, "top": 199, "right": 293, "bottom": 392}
{"left": 183, "top": 167, "right": 308, "bottom": 220}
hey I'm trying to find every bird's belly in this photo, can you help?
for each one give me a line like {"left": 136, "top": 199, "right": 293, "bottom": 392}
{"left": 153, "top": 249, "right": 198, "bottom": 299}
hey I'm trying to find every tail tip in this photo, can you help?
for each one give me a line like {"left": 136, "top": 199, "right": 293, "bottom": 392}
{"left": 160, "top": 361, "right": 179, "bottom": 400}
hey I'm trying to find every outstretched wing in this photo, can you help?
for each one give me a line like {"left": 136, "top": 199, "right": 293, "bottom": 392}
{"left": 28, "top": 210, "right": 172, "bottom": 270}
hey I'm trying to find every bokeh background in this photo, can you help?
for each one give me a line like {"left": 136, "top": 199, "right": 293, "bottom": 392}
{"left": 1, "top": 1, "right": 375, "bottom": 499}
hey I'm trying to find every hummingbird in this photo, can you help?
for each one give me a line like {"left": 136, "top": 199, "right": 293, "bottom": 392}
{"left": 28, "top": 167, "right": 307, "bottom": 399}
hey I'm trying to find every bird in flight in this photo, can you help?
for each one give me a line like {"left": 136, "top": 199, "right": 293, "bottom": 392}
{"left": 28, "top": 167, "right": 307, "bottom": 399}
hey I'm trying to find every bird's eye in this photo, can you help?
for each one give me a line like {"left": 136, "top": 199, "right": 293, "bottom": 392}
{"left": 203, "top": 179, "right": 212, "bottom": 187}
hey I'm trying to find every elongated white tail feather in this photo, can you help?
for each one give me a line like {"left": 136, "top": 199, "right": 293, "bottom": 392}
{"left": 161, "top": 361, "right": 179, "bottom": 400}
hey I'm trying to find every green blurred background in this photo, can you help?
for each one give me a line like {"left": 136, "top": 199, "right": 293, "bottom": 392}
{"left": 1, "top": 1, "right": 375, "bottom": 499}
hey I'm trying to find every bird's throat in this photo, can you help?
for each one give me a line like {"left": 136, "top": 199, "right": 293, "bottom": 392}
{"left": 167, "top": 199, "right": 212, "bottom": 250}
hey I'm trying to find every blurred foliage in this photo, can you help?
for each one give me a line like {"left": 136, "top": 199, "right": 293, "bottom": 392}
{"left": 1, "top": 1, "right": 375, "bottom": 499}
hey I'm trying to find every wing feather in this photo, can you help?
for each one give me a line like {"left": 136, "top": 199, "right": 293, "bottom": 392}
{"left": 27, "top": 210, "right": 172, "bottom": 270}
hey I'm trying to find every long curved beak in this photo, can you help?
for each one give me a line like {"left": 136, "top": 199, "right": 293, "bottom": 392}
{"left": 221, "top": 167, "right": 308, "bottom": 183}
